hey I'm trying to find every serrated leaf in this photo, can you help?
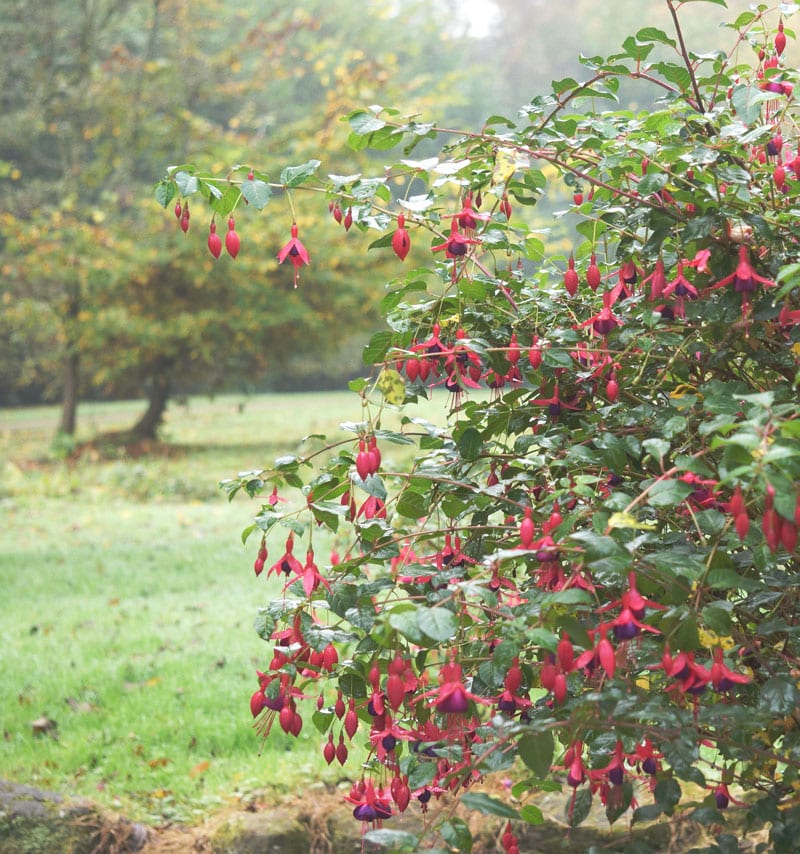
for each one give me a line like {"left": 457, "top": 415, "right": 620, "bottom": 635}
{"left": 174, "top": 170, "right": 198, "bottom": 196}
{"left": 417, "top": 606, "right": 457, "bottom": 642}
{"left": 241, "top": 178, "right": 272, "bottom": 210}
{"left": 349, "top": 111, "right": 386, "bottom": 135}
{"left": 154, "top": 179, "right": 175, "bottom": 208}
{"left": 280, "top": 159, "right": 321, "bottom": 188}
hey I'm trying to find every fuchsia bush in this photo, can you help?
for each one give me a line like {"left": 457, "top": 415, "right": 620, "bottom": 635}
{"left": 159, "top": 2, "right": 800, "bottom": 849}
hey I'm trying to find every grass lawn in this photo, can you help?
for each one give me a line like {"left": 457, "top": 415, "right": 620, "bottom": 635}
{"left": 0, "top": 391, "right": 441, "bottom": 823}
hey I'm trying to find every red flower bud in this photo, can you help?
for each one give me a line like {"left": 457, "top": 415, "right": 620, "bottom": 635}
{"left": 564, "top": 256, "right": 579, "bottom": 296}
{"left": 225, "top": 217, "right": 240, "bottom": 258}
{"left": 207, "top": 222, "right": 222, "bottom": 259}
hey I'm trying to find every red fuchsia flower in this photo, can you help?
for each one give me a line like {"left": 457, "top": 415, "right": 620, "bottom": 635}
{"left": 267, "top": 534, "right": 303, "bottom": 578}
{"left": 299, "top": 549, "right": 331, "bottom": 597}
{"left": 432, "top": 219, "right": 479, "bottom": 279}
{"left": 630, "top": 739, "right": 663, "bottom": 778}
{"left": 708, "top": 245, "right": 775, "bottom": 330}
{"left": 451, "top": 191, "right": 490, "bottom": 232}
{"left": 392, "top": 213, "right": 411, "bottom": 261}
{"left": 666, "top": 650, "right": 711, "bottom": 695}
{"left": 578, "top": 289, "right": 622, "bottom": 338}
{"left": 207, "top": 222, "right": 223, "bottom": 258}
{"left": 496, "top": 657, "right": 531, "bottom": 715}
{"left": 345, "top": 778, "right": 393, "bottom": 823}
{"left": 253, "top": 536, "right": 268, "bottom": 577}
{"left": 432, "top": 218, "right": 478, "bottom": 258}
{"left": 615, "top": 259, "right": 643, "bottom": 299}
{"left": 564, "top": 255, "right": 579, "bottom": 296}
{"left": 713, "top": 782, "right": 747, "bottom": 810}
{"left": 276, "top": 223, "right": 310, "bottom": 288}
{"left": 710, "top": 647, "right": 750, "bottom": 692}
{"left": 641, "top": 257, "right": 667, "bottom": 301}
{"left": 564, "top": 741, "right": 587, "bottom": 788}
{"left": 679, "top": 472, "right": 721, "bottom": 511}
{"left": 576, "top": 623, "right": 616, "bottom": 679}
{"left": 418, "top": 658, "right": 490, "bottom": 715}
{"left": 358, "top": 494, "right": 386, "bottom": 520}
{"left": 775, "top": 18, "right": 787, "bottom": 56}
{"left": 661, "top": 261, "right": 699, "bottom": 318}
{"left": 598, "top": 571, "right": 665, "bottom": 640}
{"left": 587, "top": 254, "right": 602, "bottom": 291}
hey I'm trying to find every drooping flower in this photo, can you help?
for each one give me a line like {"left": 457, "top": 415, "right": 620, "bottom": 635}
{"left": 708, "top": 245, "right": 775, "bottom": 330}
{"left": 432, "top": 219, "right": 479, "bottom": 279}
{"left": 277, "top": 223, "right": 310, "bottom": 288}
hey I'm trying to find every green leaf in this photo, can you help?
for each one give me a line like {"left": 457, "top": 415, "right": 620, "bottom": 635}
{"left": 363, "top": 331, "right": 394, "bottom": 365}
{"left": 440, "top": 819, "right": 472, "bottom": 853}
{"left": 457, "top": 426, "right": 483, "bottom": 461}
{"left": 241, "top": 177, "right": 272, "bottom": 210}
{"left": 645, "top": 478, "right": 693, "bottom": 507}
{"left": 518, "top": 732, "right": 555, "bottom": 779}
{"left": 396, "top": 489, "right": 428, "bottom": 520}
{"left": 417, "top": 606, "right": 457, "bottom": 642}
{"left": 567, "top": 786, "right": 592, "bottom": 827}
{"left": 280, "top": 159, "right": 321, "bottom": 188}
{"left": 731, "top": 84, "right": 763, "bottom": 126}
{"left": 154, "top": 179, "right": 175, "bottom": 208}
{"left": 174, "top": 170, "right": 198, "bottom": 196}
{"left": 388, "top": 608, "right": 424, "bottom": 644}
{"left": 636, "top": 26, "right": 676, "bottom": 47}
{"left": 460, "top": 792, "right": 520, "bottom": 820}
{"left": 520, "top": 804, "right": 545, "bottom": 825}
{"left": 759, "top": 677, "right": 800, "bottom": 715}
{"left": 349, "top": 111, "right": 386, "bottom": 135}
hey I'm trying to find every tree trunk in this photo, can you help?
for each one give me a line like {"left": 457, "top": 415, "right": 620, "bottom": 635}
{"left": 57, "top": 284, "right": 82, "bottom": 437}
{"left": 58, "top": 349, "right": 80, "bottom": 435}
{"left": 131, "top": 368, "right": 172, "bottom": 439}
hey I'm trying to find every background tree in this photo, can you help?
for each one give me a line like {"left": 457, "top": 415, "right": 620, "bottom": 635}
{"left": 0, "top": 0, "right": 485, "bottom": 439}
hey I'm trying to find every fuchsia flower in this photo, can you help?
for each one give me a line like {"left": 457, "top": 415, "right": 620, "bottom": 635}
{"left": 277, "top": 223, "right": 310, "bottom": 288}
{"left": 451, "top": 191, "right": 490, "bottom": 232}
{"left": 710, "top": 647, "right": 750, "bottom": 692}
{"left": 345, "top": 778, "right": 393, "bottom": 823}
{"left": 432, "top": 219, "right": 479, "bottom": 279}
{"left": 578, "top": 290, "right": 622, "bottom": 338}
{"left": 392, "top": 213, "right": 411, "bottom": 261}
{"left": 598, "top": 571, "right": 664, "bottom": 640}
{"left": 267, "top": 533, "right": 303, "bottom": 578}
{"left": 710, "top": 245, "right": 774, "bottom": 295}
{"left": 708, "top": 245, "right": 775, "bottom": 330}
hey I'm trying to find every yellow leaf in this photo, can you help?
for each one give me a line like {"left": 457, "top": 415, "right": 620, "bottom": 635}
{"left": 377, "top": 369, "right": 405, "bottom": 406}
{"left": 698, "top": 629, "right": 734, "bottom": 650}
{"left": 608, "top": 512, "right": 656, "bottom": 531}
{"left": 492, "top": 147, "right": 529, "bottom": 186}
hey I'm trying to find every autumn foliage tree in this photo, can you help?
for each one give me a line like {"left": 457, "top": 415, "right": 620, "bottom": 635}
{"left": 160, "top": 2, "right": 800, "bottom": 850}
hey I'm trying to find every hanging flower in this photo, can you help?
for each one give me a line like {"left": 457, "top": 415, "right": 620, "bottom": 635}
{"left": 277, "top": 223, "right": 310, "bottom": 288}
{"left": 391, "top": 213, "right": 411, "bottom": 260}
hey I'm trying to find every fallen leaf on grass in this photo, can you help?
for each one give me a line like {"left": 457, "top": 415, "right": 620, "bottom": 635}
{"left": 189, "top": 760, "right": 210, "bottom": 778}
{"left": 31, "top": 715, "right": 58, "bottom": 738}
{"left": 148, "top": 757, "right": 171, "bottom": 769}
{"left": 65, "top": 697, "right": 97, "bottom": 713}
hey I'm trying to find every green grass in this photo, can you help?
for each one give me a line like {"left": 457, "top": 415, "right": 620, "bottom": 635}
{"left": 0, "top": 391, "right": 442, "bottom": 823}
